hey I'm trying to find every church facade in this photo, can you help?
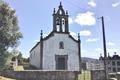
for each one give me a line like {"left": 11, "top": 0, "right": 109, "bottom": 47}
{"left": 29, "top": 3, "right": 81, "bottom": 71}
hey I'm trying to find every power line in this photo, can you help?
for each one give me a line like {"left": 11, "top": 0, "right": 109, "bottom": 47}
{"left": 63, "top": 0, "right": 101, "bottom": 20}
{"left": 63, "top": 0, "right": 88, "bottom": 12}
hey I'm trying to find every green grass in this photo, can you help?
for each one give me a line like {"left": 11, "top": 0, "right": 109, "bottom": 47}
{"left": 0, "top": 76, "right": 16, "bottom": 80}
{"left": 78, "top": 70, "right": 91, "bottom": 80}
{"left": 14, "top": 66, "right": 24, "bottom": 71}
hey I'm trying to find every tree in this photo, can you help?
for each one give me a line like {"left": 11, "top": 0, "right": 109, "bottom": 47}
{"left": 0, "top": 2, "right": 22, "bottom": 51}
{"left": 17, "top": 52, "right": 23, "bottom": 65}
{"left": 10, "top": 49, "right": 28, "bottom": 65}
{"left": 0, "top": 1, "right": 22, "bottom": 70}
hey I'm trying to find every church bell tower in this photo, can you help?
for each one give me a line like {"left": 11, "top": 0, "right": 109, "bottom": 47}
{"left": 53, "top": 2, "right": 69, "bottom": 33}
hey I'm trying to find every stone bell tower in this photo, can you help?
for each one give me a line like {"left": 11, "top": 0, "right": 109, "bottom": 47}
{"left": 52, "top": 2, "right": 69, "bottom": 33}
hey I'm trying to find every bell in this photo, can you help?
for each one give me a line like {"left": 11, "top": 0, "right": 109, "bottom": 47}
{"left": 62, "top": 20, "right": 65, "bottom": 24}
{"left": 57, "top": 22, "right": 60, "bottom": 25}
{"left": 56, "top": 19, "right": 60, "bottom": 25}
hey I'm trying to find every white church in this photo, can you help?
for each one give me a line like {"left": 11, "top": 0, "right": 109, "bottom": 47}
{"left": 29, "top": 2, "right": 81, "bottom": 71}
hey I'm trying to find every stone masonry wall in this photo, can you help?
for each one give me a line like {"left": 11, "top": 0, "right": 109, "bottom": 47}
{"left": 91, "top": 70, "right": 105, "bottom": 80}
{"left": 0, "top": 71, "right": 79, "bottom": 80}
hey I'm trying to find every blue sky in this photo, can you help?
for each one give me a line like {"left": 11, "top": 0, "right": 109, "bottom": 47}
{"left": 4, "top": 0, "right": 120, "bottom": 59}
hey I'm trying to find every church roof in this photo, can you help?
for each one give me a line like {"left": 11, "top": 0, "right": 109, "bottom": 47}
{"left": 43, "top": 31, "right": 78, "bottom": 42}
{"left": 30, "top": 42, "right": 40, "bottom": 53}
{"left": 30, "top": 31, "right": 79, "bottom": 53}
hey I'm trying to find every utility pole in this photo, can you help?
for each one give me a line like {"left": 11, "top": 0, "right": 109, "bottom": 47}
{"left": 101, "top": 16, "right": 107, "bottom": 80}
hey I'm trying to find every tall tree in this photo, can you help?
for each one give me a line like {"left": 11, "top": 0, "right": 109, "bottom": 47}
{"left": 0, "top": 2, "right": 22, "bottom": 51}
{"left": 0, "top": 1, "right": 22, "bottom": 70}
{"left": 17, "top": 52, "right": 23, "bottom": 64}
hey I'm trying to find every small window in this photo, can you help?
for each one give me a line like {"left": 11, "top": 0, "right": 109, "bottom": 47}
{"left": 107, "top": 61, "right": 110, "bottom": 65}
{"left": 56, "top": 18, "right": 60, "bottom": 25}
{"left": 117, "top": 61, "right": 120, "bottom": 66}
{"left": 113, "top": 67, "right": 116, "bottom": 72}
{"left": 118, "top": 68, "right": 120, "bottom": 71}
{"left": 59, "top": 41, "right": 64, "bottom": 49}
{"left": 108, "top": 67, "right": 111, "bottom": 71}
{"left": 112, "top": 61, "right": 115, "bottom": 66}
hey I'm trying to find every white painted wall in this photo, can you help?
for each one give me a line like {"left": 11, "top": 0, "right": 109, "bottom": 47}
{"left": 30, "top": 43, "right": 40, "bottom": 68}
{"left": 43, "top": 33, "right": 80, "bottom": 71}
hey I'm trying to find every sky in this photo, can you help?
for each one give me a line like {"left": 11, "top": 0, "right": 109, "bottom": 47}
{"left": 3, "top": 0, "right": 120, "bottom": 59}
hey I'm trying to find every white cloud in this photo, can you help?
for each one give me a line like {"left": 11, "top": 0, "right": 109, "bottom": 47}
{"left": 80, "top": 30, "right": 91, "bottom": 36}
{"left": 95, "top": 48, "right": 119, "bottom": 53}
{"left": 112, "top": 1, "right": 120, "bottom": 7}
{"left": 34, "top": 40, "right": 39, "bottom": 43}
{"left": 33, "top": 32, "right": 50, "bottom": 43}
{"left": 70, "top": 31, "right": 78, "bottom": 39}
{"left": 70, "top": 32, "right": 77, "bottom": 36}
{"left": 69, "top": 17, "right": 73, "bottom": 24}
{"left": 107, "top": 42, "right": 115, "bottom": 46}
{"left": 43, "top": 32, "right": 51, "bottom": 37}
{"left": 107, "top": 48, "right": 119, "bottom": 52}
{"left": 88, "top": 1, "right": 96, "bottom": 7}
{"left": 81, "top": 49, "right": 87, "bottom": 53}
{"left": 75, "top": 11, "right": 96, "bottom": 26}
{"left": 33, "top": 33, "right": 47, "bottom": 43}
{"left": 43, "top": 33, "right": 48, "bottom": 37}
{"left": 95, "top": 48, "right": 102, "bottom": 52}
{"left": 86, "top": 38, "right": 99, "bottom": 42}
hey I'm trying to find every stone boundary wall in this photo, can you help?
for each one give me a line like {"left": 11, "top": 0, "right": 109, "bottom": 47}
{"left": 0, "top": 70, "right": 80, "bottom": 80}
{"left": 91, "top": 70, "right": 105, "bottom": 80}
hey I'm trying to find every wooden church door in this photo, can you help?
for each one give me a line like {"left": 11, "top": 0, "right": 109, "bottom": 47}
{"left": 55, "top": 55, "right": 68, "bottom": 70}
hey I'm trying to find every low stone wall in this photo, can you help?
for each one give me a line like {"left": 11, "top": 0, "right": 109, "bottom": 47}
{"left": 0, "top": 70, "right": 79, "bottom": 80}
{"left": 91, "top": 70, "right": 105, "bottom": 80}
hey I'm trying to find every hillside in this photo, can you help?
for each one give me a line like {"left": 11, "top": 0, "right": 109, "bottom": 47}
{"left": 81, "top": 57, "right": 99, "bottom": 63}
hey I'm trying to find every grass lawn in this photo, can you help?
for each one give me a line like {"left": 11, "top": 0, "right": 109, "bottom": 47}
{"left": 78, "top": 70, "right": 91, "bottom": 80}
{"left": 0, "top": 76, "right": 16, "bottom": 80}
{"left": 14, "top": 66, "right": 24, "bottom": 71}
